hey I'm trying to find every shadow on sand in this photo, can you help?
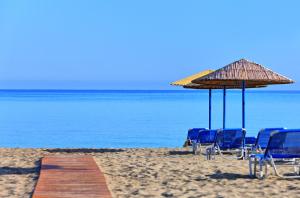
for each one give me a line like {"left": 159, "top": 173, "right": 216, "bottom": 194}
{"left": 44, "top": 148, "right": 125, "bottom": 153}
{"left": 41, "top": 164, "right": 63, "bottom": 170}
{"left": 168, "top": 150, "right": 193, "bottom": 155}
{"left": 0, "top": 160, "right": 41, "bottom": 176}
{"left": 206, "top": 172, "right": 250, "bottom": 180}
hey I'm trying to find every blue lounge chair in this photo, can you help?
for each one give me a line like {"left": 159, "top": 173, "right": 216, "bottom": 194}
{"left": 192, "top": 129, "right": 217, "bottom": 154}
{"left": 249, "top": 129, "right": 300, "bottom": 179}
{"left": 245, "top": 137, "right": 256, "bottom": 146}
{"left": 252, "top": 128, "right": 285, "bottom": 152}
{"left": 184, "top": 128, "right": 207, "bottom": 147}
{"left": 206, "top": 128, "right": 246, "bottom": 160}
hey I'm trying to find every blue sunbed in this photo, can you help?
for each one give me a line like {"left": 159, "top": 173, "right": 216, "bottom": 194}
{"left": 249, "top": 129, "right": 300, "bottom": 179}
{"left": 252, "top": 128, "right": 285, "bottom": 151}
{"left": 191, "top": 129, "right": 217, "bottom": 154}
{"left": 245, "top": 137, "right": 256, "bottom": 146}
{"left": 184, "top": 128, "right": 207, "bottom": 147}
{"left": 206, "top": 128, "right": 246, "bottom": 160}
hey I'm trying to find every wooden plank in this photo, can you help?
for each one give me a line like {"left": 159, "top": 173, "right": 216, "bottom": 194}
{"left": 32, "top": 156, "right": 112, "bottom": 198}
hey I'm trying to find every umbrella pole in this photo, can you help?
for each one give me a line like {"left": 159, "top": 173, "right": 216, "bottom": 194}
{"left": 242, "top": 81, "right": 245, "bottom": 128}
{"left": 223, "top": 86, "right": 226, "bottom": 129}
{"left": 209, "top": 89, "right": 212, "bottom": 129}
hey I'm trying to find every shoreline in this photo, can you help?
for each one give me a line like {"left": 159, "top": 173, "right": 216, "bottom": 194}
{"left": 1, "top": 147, "right": 300, "bottom": 197}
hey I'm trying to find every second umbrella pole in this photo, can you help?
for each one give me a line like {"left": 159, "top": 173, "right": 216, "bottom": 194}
{"left": 223, "top": 86, "right": 226, "bottom": 129}
{"left": 209, "top": 89, "right": 212, "bottom": 129}
{"left": 242, "top": 81, "right": 245, "bottom": 129}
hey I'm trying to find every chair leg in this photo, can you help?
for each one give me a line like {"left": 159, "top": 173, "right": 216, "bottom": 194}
{"left": 206, "top": 147, "right": 216, "bottom": 160}
{"left": 206, "top": 147, "right": 211, "bottom": 160}
{"left": 249, "top": 157, "right": 253, "bottom": 176}
{"left": 258, "top": 160, "right": 265, "bottom": 179}
{"left": 199, "top": 145, "right": 202, "bottom": 154}
{"left": 292, "top": 159, "right": 300, "bottom": 175}
{"left": 192, "top": 142, "right": 197, "bottom": 154}
{"left": 249, "top": 156, "right": 258, "bottom": 177}
{"left": 193, "top": 143, "right": 201, "bottom": 155}
{"left": 242, "top": 149, "right": 247, "bottom": 160}
{"left": 297, "top": 159, "right": 300, "bottom": 175}
{"left": 254, "top": 158, "right": 257, "bottom": 177}
{"left": 264, "top": 162, "right": 268, "bottom": 178}
{"left": 212, "top": 147, "right": 216, "bottom": 160}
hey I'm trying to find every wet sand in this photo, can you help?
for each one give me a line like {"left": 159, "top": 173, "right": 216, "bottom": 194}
{"left": 1, "top": 148, "right": 300, "bottom": 198}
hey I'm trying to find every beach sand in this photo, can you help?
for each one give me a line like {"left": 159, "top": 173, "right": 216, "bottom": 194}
{"left": 1, "top": 148, "right": 300, "bottom": 198}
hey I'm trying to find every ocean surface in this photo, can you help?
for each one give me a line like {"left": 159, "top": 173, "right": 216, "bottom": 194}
{"left": 0, "top": 90, "right": 299, "bottom": 148}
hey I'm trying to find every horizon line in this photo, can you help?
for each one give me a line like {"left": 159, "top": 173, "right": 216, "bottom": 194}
{"left": 0, "top": 88, "right": 300, "bottom": 92}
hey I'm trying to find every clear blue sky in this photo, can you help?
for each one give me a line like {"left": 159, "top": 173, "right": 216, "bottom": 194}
{"left": 0, "top": 0, "right": 299, "bottom": 90}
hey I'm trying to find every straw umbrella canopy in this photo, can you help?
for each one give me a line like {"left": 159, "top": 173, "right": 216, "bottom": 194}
{"left": 191, "top": 59, "right": 294, "bottom": 129}
{"left": 192, "top": 59, "right": 293, "bottom": 86}
{"left": 171, "top": 69, "right": 267, "bottom": 129}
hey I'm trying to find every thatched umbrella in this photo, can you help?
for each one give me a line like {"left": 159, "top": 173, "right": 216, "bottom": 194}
{"left": 191, "top": 59, "right": 294, "bottom": 129}
{"left": 171, "top": 69, "right": 266, "bottom": 129}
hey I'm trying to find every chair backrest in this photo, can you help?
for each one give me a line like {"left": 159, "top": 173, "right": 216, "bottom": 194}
{"left": 215, "top": 128, "right": 246, "bottom": 150}
{"left": 187, "top": 128, "right": 206, "bottom": 141}
{"left": 245, "top": 137, "right": 256, "bottom": 145}
{"left": 255, "top": 128, "right": 285, "bottom": 149}
{"left": 197, "top": 129, "right": 217, "bottom": 144}
{"left": 265, "top": 129, "right": 300, "bottom": 159}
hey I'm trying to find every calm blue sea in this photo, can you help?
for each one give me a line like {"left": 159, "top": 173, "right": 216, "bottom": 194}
{"left": 0, "top": 90, "right": 299, "bottom": 148}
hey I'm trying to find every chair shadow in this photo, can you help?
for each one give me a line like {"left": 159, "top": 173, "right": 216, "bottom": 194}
{"left": 168, "top": 150, "right": 193, "bottom": 155}
{"left": 206, "top": 172, "right": 251, "bottom": 180}
{"left": 44, "top": 148, "right": 125, "bottom": 153}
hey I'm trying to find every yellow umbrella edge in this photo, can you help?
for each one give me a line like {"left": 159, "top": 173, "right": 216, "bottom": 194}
{"left": 170, "top": 69, "right": 214, "bottom": 86}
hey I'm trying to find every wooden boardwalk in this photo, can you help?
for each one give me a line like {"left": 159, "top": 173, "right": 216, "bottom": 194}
{"left": 32, "top": 156, "right": 112, "bottom": 198}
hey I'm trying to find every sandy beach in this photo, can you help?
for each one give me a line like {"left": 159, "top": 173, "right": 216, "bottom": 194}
{"left": 1, "top": 148, "right": 300, "bottom": 198}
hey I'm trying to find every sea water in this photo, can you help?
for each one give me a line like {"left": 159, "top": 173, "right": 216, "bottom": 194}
{"left": 0, "top": 90, "right": 299, "bottom": 148}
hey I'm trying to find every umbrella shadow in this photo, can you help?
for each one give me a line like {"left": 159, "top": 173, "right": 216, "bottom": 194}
{"left": 41, "top": 164, "right": 91, "bottom": 171}
{"left": 0, "top": 159, "right": 41, "bottom": 197}
{"left": 44, "top": 148, "right": 125, "bottom": 153}
{"left": 0, "top": 160, "right": 41, "bottom": 176}
{"left": 41, "top": 164, "right": 63, "bottom": 170}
